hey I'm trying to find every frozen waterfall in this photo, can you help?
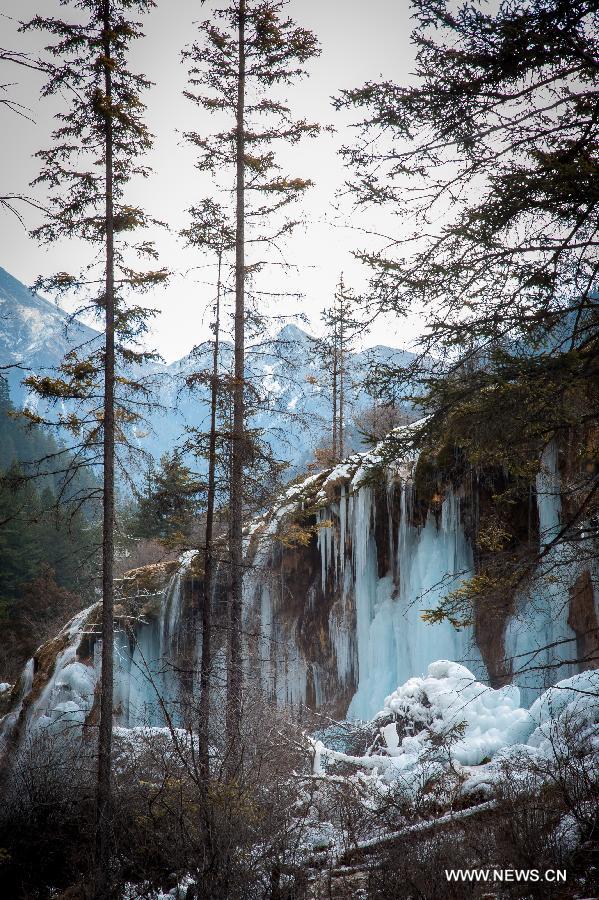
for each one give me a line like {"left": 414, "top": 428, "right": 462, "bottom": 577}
{"left": 505, "top": 443, "right": 579, "bottom": 702}
{"left": 312, "top": 474, "right": 482, "bottom": 720}
{"left": 3, "top": 439, "right": 591, "bottom": 752}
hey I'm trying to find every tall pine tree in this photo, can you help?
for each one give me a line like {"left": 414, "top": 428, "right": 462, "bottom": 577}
{"left": 336, "top": 0, "right": 599, "bottom": 627}
{"left": 315, "top": 275, "right": 360, "bottom": 462}
{"left": 182, "top": 0, "right": 321, "bottom": 746}
{"left": 23, "top": 3, "right": 166, "bottom": 895}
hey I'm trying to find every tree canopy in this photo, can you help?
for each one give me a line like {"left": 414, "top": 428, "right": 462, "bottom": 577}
{"left": 336, "top": 0, "right": 599, "bottom": 615}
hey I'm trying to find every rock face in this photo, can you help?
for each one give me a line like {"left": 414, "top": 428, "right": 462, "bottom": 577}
{"left": 1, "top": 431, "right": 597, "bottom": 751}
{"left": 568, "top": 569, "right": 599, "bottom": 671}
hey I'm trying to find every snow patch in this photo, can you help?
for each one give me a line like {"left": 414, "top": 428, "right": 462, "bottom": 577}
{"left": 313, "top": 661, "right": 599, "bottom": 800}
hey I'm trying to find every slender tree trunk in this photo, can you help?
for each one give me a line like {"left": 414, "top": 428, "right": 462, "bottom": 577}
{"left": 226, "top": 0, "right": 246, "bottom": 755}
{"left": 197, "top": 255, "right": 221, "bottom": 895}
{"left": 95, "top": 3, "right": 115, "bottom": 896}
{"left": 199, "top": 253, "right": 222, "bottom": 775}
{"left": 339, "top": 293, "right": 345, "bottom": 461}
{"left": 331, "top": 317, "right": 338, "bottom": 461}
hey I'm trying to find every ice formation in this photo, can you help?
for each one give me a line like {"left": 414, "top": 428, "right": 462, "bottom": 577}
{"left": 505, "top": 443, "right": 580, "bottom": 703}
{"left": 241, "top": 428, "right": 488, "bottom": 720}
{"left": 313, "top": 662, "right": 599, "bottom": 799}
{"left": 113, "top": 550, "right": 198, "bottom": 727}
{"left": 243, "top": 431, "right": 591, "bottom": 719}
{"left": 0, "top": 553, "right": 197, "bottom": 760}
{"left": 346, "top": 482, "right": 480, "bottom": 719}
{"left": 0, "top": 606, "right": 97, "bottom": 764}
{"left": 381, "top": 660, "right": 531, "bottom": 765}
{"left": 1, "top": 427, "right": 595, "bottom": 749}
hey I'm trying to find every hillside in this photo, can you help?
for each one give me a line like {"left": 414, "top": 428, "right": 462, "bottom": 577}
{"left": 0, "top": 266, "right": 416, "bottom": 476}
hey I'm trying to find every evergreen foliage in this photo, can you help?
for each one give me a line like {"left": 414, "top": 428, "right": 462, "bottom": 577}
{"left": 0, "top": 378, "right": 98, "bottom": 678}
{"left": 313, "top": 275, "right": 361, "bottom": 461}
{"left": 132, "top": 452, "right": 203, "bottom": 542}
{"left": 336, "top": 0, "right": 599, "bottom": 619}
{"left": 182, "top": 0, "right": 321, "bottom": 744}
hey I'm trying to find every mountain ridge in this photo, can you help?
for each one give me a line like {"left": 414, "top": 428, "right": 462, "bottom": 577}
{"left": 0, "top": 266, "right": 416, "bottom": 474}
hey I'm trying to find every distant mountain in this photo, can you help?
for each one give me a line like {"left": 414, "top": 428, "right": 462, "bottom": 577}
{"left": 0, "top": 267, "right": 99, "bottom": 408}
{"left": 0, "top": 266, "right": 417, "bottom": 477}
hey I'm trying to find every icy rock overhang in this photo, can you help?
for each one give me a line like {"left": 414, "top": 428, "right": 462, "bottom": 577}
{"left": 116, "top": 559, "right": 181, "bottom": 622}
{"left": 241, "top": 421, "right": 485, "bottom": 720}
{"left": 245, "top": 420, "right": 423, "bottom": 553}
{"left": 0, "top": 557, "right": 188, "bottom": 759}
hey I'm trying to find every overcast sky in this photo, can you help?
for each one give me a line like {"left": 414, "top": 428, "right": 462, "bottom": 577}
{"left": 1, "top": 0, "right": 419, "bottom": 362}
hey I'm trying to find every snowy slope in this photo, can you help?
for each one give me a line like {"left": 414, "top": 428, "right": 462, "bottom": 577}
{"left": 0, "top": 266, "right": 100, "bottom": 408}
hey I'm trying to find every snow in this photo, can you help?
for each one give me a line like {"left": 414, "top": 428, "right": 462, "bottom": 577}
{"left": 553, "top": 813, "right": 583, "bottom": 854}
{"left": 526, "top": 669, "right": 599, "bottom": 755}
{"left": 381, "top": 660, "right": 530, "bottom": 766}
{"left": 528, "top": 668, "right": 599, "bottom": 725}
{"left": 121, "top": 876, "right": 195, "bottom": 900}
{"left": 313, "top": 660, "right": 599, "bottom": 802}
{"left": 260, "top": 364, "right": 284, "bottom": 399}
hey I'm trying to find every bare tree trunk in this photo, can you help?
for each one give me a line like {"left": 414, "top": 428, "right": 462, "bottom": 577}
{"left": 331, "top": 316, "right": 338, "bottom": 461}
{"left": 226, "top": 0, "right": 246, "bottom": 756}
{"left": 95, "top": 2, "right": 115, "bottom": 896}
{"left": 339, "top": 286, "right": 345, "bottom": 461}
{"left": 199, "top": 252, "right": 222, "bottom": 775}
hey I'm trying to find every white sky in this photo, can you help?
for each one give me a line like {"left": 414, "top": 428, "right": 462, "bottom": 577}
{"left": 1, "top": 0, "right": 421, "bottom": 362}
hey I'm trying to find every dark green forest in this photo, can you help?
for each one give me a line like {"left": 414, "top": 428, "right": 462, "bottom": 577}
{"left": 0, "top": 377, "right": 99, "bottom": 677}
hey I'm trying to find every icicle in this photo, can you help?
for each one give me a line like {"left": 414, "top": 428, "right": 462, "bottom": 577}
{"left": 505, "top": 442, "right": 578, "bottom": 702}
{"left": 329, "top": 599, "right": 353, "bottom": 685}
{"left": 317, "top": 508, "right": 327, "bottom": 591}
{"left": 339, "top": 484, "right": 347, "bottom": 574}
{"left": 347, "top": 481, "right": 482, "bottom": 720}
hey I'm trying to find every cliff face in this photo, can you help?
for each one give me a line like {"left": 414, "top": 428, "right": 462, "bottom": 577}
{"left": 243, "top": 437, "right": 597, "bottom": 716}
{"left": 568, "top": 569, "right": 599, "bottom": 671}
{"left": 2, "top": 434, "right": 597, "bottom": 753}
{"left": 242, "top": 465, "right": 479, "bottom": 720}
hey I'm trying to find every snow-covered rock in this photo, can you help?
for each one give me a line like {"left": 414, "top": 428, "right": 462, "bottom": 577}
{"left": 381, "top": 660, "right": 532, "bottom": 766}
{"left": 313, "top": 660, "right": 599, "bottom": 800}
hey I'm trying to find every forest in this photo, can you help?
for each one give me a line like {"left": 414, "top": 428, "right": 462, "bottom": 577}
{"left": 0, "top": 1, "right": 598, "bottom": 898}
